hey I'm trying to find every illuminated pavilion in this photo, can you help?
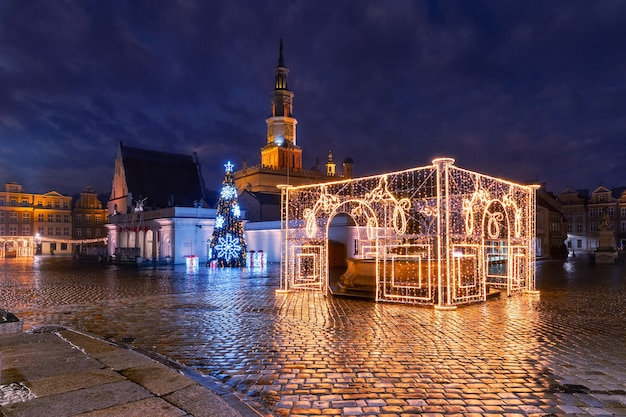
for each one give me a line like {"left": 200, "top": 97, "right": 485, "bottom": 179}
{"left": 277, "top": 157, "right": 539, "bottom": 308}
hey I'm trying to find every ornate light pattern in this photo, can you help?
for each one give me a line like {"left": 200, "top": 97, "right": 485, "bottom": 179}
{"left": 215, "top": 215, "right": 225, "bottom": 228}
{"left": 220, "top": 185, "right": 237, "bottom": 200}
{"left": 214, "top": 234, "right": 242, "bottom": 262}
{"left": 279, "top": 158, "right": 538, "bottom": 308}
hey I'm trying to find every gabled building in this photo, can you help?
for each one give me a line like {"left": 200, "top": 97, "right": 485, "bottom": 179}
{"left": 33, "top": 190, "right": 73, "bottom": 255}
{"left": 105, "top": 143, "right": 215, "bottom": 264}
{"left": 72, "top": 185, "right": 108, "bottom": 256}
{"left": 560, "top": 185, "right": 626, "bottom": 254}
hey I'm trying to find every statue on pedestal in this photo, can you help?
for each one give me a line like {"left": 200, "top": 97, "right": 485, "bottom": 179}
{"left": 595, "top": 212, "right": 617, "bottom": 263}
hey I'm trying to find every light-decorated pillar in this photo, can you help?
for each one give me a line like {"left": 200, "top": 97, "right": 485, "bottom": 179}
{"left": 432, "top": 157, "right": 457, "bottom": 310}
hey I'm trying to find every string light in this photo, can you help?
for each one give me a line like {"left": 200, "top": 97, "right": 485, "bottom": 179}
{"left": 279, "top": 158, "right": 538, "bottom": 307}
{"left": 209, "top": 161, "right": 247, "bottom": 267}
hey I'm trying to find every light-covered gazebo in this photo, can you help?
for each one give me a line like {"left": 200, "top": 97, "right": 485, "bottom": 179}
{"left": 278, "top": 158, "right": 539, "bottom": 309}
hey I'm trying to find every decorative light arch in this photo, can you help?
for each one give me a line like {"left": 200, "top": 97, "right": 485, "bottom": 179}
{"left": 278, "top": 158, "right": 539, "bottom": 308}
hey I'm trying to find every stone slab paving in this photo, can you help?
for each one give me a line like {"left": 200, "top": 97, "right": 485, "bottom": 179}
{"left": 1, "top": 257, "right": 626, "bottom": 416}
{"left": 0, "top": 328, "right": 254, "bottom": 417}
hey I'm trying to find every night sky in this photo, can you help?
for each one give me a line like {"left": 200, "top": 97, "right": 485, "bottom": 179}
{"left": 1, "top": 1, "right": 625, "bottom": 197}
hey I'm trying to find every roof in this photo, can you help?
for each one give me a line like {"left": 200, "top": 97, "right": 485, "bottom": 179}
{"left": 121, "top": 144, "right": 205, "bottom": 208}
{"left": 240, "top": 190, "right": 281, "bottom": 206}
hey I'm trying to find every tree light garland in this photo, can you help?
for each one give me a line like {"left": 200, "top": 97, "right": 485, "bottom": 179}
{"left": 209, "top": 161, "right": 247, "bottom": 267}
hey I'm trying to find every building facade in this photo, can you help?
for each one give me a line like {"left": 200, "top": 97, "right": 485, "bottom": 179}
{"left": 535, "top": 187, "right": 567, "bottom": 258}
{"left": 0, "top": 182, "right": 75, "bottom": 257}
{"left": 560, "top": 185, "right": 626, "bottom": 254}
{"left": 105, "top": 142, "right": 213, "bottom": 264}
{"left": 0, "top": 182, "right": 35, "bottom": 257}
{"left": 33, "top": 190, "right": 73, "bottom": 255}
{"left": 72, "top": 185, "right": 108, "bottom": 256}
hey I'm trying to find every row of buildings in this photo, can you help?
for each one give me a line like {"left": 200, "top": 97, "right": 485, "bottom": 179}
{"left": 1, "top": 41, "right": 623, "bottom": 262}
{"left": 0, "top": 183, "right": 107, "bottom": 257}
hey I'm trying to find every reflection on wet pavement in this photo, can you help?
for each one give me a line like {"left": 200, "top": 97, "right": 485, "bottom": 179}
{"left": 1, "top": 256, "right": 625, "bottom": 416}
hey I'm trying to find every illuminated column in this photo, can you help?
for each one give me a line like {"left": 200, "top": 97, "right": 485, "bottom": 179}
{"left": 526, "top": 184, "right": 541, "bottom": 294}
{"left": 432, "top": 157, "right": 456, "bottom": 310}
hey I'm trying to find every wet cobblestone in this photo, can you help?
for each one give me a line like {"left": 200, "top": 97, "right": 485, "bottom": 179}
{"left": 1, "top": 256, "right": 626, "bottom": 416}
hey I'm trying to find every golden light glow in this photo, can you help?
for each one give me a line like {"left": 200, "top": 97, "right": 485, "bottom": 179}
{"left": 279, "top": 158, "right": 538, "bottom": 308}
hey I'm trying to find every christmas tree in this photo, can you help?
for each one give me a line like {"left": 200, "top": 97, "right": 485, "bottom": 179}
{"left": 208, "top": 161, "right": 247, "bottom": 267}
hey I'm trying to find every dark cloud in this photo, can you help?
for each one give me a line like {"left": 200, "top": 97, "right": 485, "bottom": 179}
{"left": 0, "top": 0, "right": 625, "bottom": 196}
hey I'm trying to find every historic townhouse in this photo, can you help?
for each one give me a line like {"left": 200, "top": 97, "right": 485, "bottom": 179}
{"left": 0, "top": 182, "right": 35, "bottom": 257}
{"left": 560, "top": 185, "right": 626, "bottom": 253}
{"left": 72, "top": 185, "right": 108, "bottom": 256}
{"left": 33, "top": 190, "right": 73, "bottom": 255}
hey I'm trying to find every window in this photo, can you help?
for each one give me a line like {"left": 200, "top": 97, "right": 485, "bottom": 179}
{"left": 22, "top": 213, "right": 29, "bottom": 221}
{"left": 61, "top": 243, "right": 68, "bottom": 250}
{"left": 56, "top": 214, "right": 61, "bottom": 222}
{"left": 608, "top": 207, "right": 614, "bottom": 216}
{"left": 0, "top": 226, "right": 4, "bottom": 235}
{"left": 622, "top": 207, "right": 626, "bottom": 217}
{"left": 56, "top": 227, "right": 61, "bottom": 235}
{"left": 64, "top": 227, "right": 69, "bottom": 236}
{"left": 50, "top": 243, "right": 57, "bottom": 251}
{"left": 9, "top": 212, "right": 17, "bottom": 222}
{"left": 599, "top": 195, "right": 606, "bottom": 202}
{"left": 76, "top": 214, "right": 82, "bottom": 223}
{"left": 48, "top": 214, "right": 53, "bottom": 222}
{"left": 598, "top": 208, "right": 604, "bottom": 216}
{"left": 575, "top": 212, "right": 582, "bottom": 222}
{"left": 47, "top": 227, "right": 53, "bottom": 235}
{"left": 576, "top": 224, "right": 583, "bottom": 233}
{"left": 567, "top": 240, "right": 572, "bottom": 248}
{"left": 38, "top": 227, "right": 43, "bottom": 234}
{"left": 86, "top": 228, "right": 91, "bottom": 237}
{"left": 38, "top": 213, "right": 44, "bottom": 221}
{"left": 95, "top": 215, "right": 101, "bottom": 223}
{"left": 10, "top": 198, "right": 17, "bottom": 205}
{"left": 590, "top": 222, "right": 597, "bottom": 232}
{"left": 63, "top": 202, "right": 69, "bottom": 209}
{"left": 22, "top": 225, "right": 30, "bottom": 235}
{"left": 95, "top": 229, "right": 101, "bottom": 237}
{"left": 64, "top": 214, "right": 69, "bottom": 222}
{"left": 47, "top": 202, "right": 51, "bottom": 207}
{"left": 76, "top": 229, "right": 82, "bottom": 237}
{"left": 21, "top": 199, "right": 28, "bottom": 205}
{"left": 589, "top": 208, "right": 596, "bottom": 217}
{"left": 86, "top": 214, "right": 92, "bottom": 223}
{"left": 577, "top": 239, "right": 582, "bottom": 249}
{"left": 54, "top": 201, "right": 60, "bottom": 208}
{"left": 37, "top": 201, "right": 42, "bottom": 207}
{"left": 0, "top": 198, "right": 4, "bottom": 205}
{"left": 622, "top": 221, "right": 626, "bottom": 232}
{"left": 567, "top": 224, "right": 573, "bottom": 233}
{"left": 9, "top": 225, "right": 17, "bottom": 235}
{"left": 0, "top": 212, "right": 4, "bottom": 221}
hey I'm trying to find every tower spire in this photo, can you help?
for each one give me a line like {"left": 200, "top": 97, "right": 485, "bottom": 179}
{"left": 278, "top": 38, "right": 285, "bottom": 68}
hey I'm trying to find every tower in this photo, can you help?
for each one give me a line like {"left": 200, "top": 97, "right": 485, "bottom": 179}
{"left": 325, "top": 150, "right": 336, "bottom": 177}
{"left": 261, "top": 39, "right": 302, "bottom": 171}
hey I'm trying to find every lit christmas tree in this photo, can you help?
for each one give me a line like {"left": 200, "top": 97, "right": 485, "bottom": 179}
{"left": 208, "top": 161, "right": 247, "bottom": 267}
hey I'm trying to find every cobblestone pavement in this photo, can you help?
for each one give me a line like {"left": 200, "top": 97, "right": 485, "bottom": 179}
{"left": 1, "top": 256, "right": 626, "bottom": 416}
